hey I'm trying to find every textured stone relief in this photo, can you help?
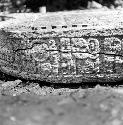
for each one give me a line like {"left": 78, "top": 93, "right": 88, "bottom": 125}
{"left": 104, "top": 37, "right": 122, "bottom": 54}
{"left": 29, "top": 43, "right": 49, "bottom": 62}
{"left": 88, "top": 38, "right": 100, "bottom": 54}
{"left": 59, "top": 52, "right": 76, "bottom": 75}
{"left": 1, "top": 11, "right": 123, "bottom": 82}
{"left": 60, "top": 38, "right": 71, "bottom": 52}
{"left": 71, "top": 38, "right": 89, "bottom": 52}
{"left": 13, "top": 37, "right": 101, "bottom": 77}
{"left": 103, "top": 55, "right": 115, "bottom": 74}
{"left": 48, "top": 39, "right": 58, "bottom": 50}
{"left": 19, "top": 39, "right": 60, "bottom": 76}
{"left": 1, "top": 34, "right": 123, "bottom": 79}
{"left": 1, "top": 30, "right": 123, "bottom": 82}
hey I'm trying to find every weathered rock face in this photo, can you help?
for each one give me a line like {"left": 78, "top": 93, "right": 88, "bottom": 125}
{"left": 1, "top": 10, "right": 123, "bottom": 83}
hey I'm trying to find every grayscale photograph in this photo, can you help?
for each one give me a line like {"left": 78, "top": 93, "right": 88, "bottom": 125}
{"left": 0, "top": 0, "right": 123, "bottom": 125}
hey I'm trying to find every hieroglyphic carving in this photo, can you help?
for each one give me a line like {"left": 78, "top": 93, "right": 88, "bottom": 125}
{"left": 104, "top": 37, "right": 122, "bottom": 54}
{"left": 60, "top": 38, "right": 71, "bottom": 52}
{"left": 2, "top": 11, "right": 123, "bottom": 82}
{"left": 75, "top": 54, "right": 99, "bottom": 74}
{"left": 0, "top": 47, "right": 14, "bottom": 63}
{"left": 71, "top": 38, "right": 100, "bottom": 74}
{"left": 71, "top": 38, "right": 89, "bottom": 52}
{"left": 102, "top": 55, "right": 115, "bottom": 74}
{"left": 88, "top": 38, "right": 100, "bottom": 54}
{"left": 48, "top": 39, "right": 58, "bottom": 50}
{"left": 0, "top": 36, "right": 101, "bottom": 76}
{"left": 2, "top": 34, "right": 123, "bottom": 81}
{"left": 36, "top": 62, "right": 52, "bottom": 76}
{"left": 19, "top": 36, "right": 123, "bottom": 76}
{"left": 59, "top": 38, "right": 76, "bottom": 75}
{"left": 59, "top": 52, "right": 76, "bottom": 75}
{"left": 115, "top": 56, "right": 123, "bottom": 74}
{"left": 28, "top": 43, "right": 49, "bottom": 62}
{"left": 22, "top": 39, "right": 60, "bottom": 75}
{"left": 49, "top": 51, "right": 59, "bottom": 74}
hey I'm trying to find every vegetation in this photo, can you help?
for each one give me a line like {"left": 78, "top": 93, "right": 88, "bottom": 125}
{"left": 0, "top": 0, "right": 123, "bottom": 13}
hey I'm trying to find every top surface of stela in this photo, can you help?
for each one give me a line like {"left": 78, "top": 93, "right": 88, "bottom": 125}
{"left": 1, "top": 9, "right": 123, "bottom": 32}
{"left": 1, "top": 9, "right": 123, "bottom": 83}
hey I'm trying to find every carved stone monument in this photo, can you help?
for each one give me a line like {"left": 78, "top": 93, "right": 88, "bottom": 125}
{"left": 0, "top": 10, "right": 123, "bottom": 83}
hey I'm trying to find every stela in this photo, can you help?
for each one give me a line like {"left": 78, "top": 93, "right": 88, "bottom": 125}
{"left": 0, "top": 10, "right": 123, "bottom": 83}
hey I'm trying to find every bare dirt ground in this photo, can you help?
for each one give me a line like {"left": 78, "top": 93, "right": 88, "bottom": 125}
{"left": 0, "top": 74, "right": 123, "bottom": 125}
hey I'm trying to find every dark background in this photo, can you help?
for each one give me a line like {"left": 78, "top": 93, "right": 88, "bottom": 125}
{"left": 0, "top": 0, "right": 123, "bottom": 13}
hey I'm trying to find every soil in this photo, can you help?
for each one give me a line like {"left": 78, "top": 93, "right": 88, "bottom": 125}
{"left": 0, "top": 76, "right": 123, "bottom": 125}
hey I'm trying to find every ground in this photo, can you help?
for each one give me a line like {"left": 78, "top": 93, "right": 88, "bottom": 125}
{"left": 0, "top": 78, "right": 123, "bottom": 125}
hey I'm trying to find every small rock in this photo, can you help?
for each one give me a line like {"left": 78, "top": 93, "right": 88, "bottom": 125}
{"left": 111, "top": 108, "right": 119, "bottom": 118}
{"left": 113, "top": 88, "right": 123, "bottom": 94}
{"left": 1, "top": 80, "right": 22, "bottom": 89}
{"left": 57, "top": 97, "right": 74, "bottom": 105}
{"left": 100, "top": 104, "right": 108, "bottom": 111}
{"left": 111, "top": 119, "right": 121, "bottom": 125}
{"left": 10, "top": 116, "right": 16, "bottom": 122}
{"left": 88, "top": 1, "right": 103, "bottom": 9}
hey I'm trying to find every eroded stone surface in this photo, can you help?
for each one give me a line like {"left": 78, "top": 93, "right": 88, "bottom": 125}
{"left": 1, "top": 10, "right": 123, "bottom": 82}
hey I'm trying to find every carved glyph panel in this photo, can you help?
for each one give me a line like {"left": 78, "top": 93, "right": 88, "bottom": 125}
{"left": 104, "top": 37, "right": 122, "bottom": 54}
{"left": 2, "top": 34, "right": 123, "bottom": 82}
{"left": 71, "top": 38, "right": 89, "bottom": 52}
